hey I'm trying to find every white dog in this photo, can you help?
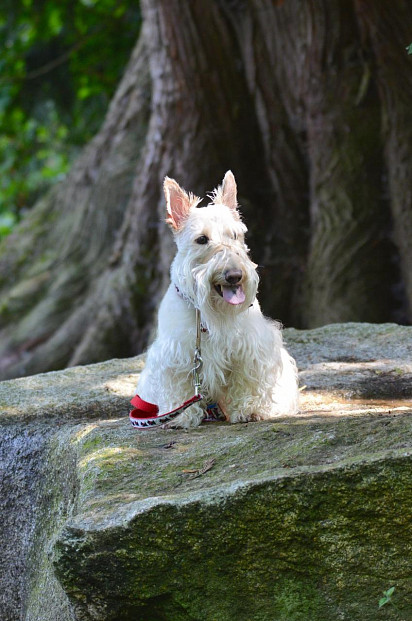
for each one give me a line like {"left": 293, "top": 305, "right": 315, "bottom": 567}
{"left": 130, "top": 171, "right": 299, "bottom": 428}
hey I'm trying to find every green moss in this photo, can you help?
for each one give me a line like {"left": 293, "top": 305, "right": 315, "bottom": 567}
{"left": 53, "top": 415, "right": 412, "bottom": 621}
{"left": 272, "top": 577, "right": 327, "bottom": 620}
{"left": 70, "top": 413, "right": 412, "bottom": 521}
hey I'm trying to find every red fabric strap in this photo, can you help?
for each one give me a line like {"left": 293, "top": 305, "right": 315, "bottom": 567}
{"left": 130, "top": 395, "right": 159, "bottom": 416}
{"left": 129, "top": 393, "right": 203, "bottom": 428}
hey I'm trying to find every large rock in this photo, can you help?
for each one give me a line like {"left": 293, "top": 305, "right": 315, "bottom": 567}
{"left": 0, "top": 323, "right": 411, "bottom": 620}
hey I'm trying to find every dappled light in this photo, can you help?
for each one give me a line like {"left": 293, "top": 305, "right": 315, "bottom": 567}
{"left": 103, "top": 371, "right": 140, "bottom": 399}
{"left": 299, "top": 392, "right": 411, "bottom": 418}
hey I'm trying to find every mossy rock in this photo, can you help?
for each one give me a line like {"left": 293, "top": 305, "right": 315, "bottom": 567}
{"left": 1, "top": 323, "right": 411, "bottom": 620}
{"left": 54, "top": 417, "right": 412, "bottom": 621}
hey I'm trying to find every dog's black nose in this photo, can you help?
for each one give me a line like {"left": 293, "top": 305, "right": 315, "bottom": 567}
{"left": 224, "top": 269, "right": 242, "bottom": 285}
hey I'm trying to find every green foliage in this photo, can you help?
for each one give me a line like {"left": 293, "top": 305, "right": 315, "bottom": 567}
{"left": 0, "top": 0, "right": 141, "bottom": 237}
{"left": 0, "top": 211, "right": 17, "bottom": 237}
{"left": 378, "top": 586, "right": 406, "bottom": 617}
{"left": 406, "top": 43, "right": 412, "bottom": 55}
{"left": 379, "top": 586, "right": 396, "bottom": 609}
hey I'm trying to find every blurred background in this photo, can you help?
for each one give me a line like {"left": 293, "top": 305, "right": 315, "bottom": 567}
{"left": 0, "top": 0, "right": 411, "bottom": 380}
{"left": 0, "top": 0, "right": 140, "bottom": 234}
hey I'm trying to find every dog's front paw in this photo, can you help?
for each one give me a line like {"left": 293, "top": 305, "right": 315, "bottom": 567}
{"left": 227, "top": 410, "right": 257, "bottom": 424}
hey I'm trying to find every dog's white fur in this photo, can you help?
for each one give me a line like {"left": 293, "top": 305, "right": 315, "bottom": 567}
{"left": 137, "top": 171, "right": 299, "bottom": 427}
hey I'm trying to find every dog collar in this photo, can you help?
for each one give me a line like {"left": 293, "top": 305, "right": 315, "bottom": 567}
{"left": 174, "top": 285, "right": 208, "bottom": 332}
{"left": 174, "top": 284, "right": 193, "bottom": 305}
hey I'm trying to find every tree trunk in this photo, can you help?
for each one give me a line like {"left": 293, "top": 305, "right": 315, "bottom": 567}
{"left": 0, "top": 0, "right": 410, "bottom": 380}
{"left": 356, "top": 0, "right": 412, "bottom": 321}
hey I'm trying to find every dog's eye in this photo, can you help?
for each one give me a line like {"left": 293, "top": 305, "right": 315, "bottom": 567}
{"left": 233, "top": 232, "right": 237, "bottom": 240}
{"left": 195, "top": 235, "right": 209, "bottom": 245}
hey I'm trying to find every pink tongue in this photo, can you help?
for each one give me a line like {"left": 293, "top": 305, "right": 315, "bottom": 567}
{"left": 222, "top": 285, "right": 246, "bottom": 305}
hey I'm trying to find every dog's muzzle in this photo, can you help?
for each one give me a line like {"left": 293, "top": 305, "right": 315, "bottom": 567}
{"left": 214, "top": 268, "right": 246, "bottom": 305}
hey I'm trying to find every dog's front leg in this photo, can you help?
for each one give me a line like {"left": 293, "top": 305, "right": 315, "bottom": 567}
{"left": 159, "top": 370, "right": 206, "bottom": 429}
{"left": 220, "top": 372, "right": 260, "bottom": 423}
{"left": 222, "top": 361, "right": 282, "bottom": 423}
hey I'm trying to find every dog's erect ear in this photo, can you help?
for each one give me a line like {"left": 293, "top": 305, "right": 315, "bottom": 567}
{"left": 211, "top": 171, "right": 239, "bottom": 215}
{"left": 220, "top": 170, "right": 238, "bottom": 211}
{"left": 164, "top": 177, "right": 199, "bottom": 231}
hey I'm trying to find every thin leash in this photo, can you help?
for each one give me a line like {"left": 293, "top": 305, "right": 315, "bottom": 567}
{"left": 192, "top": 308, "right": 203, "bottom": 397}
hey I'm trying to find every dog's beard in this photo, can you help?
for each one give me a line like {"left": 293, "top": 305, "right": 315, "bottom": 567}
{"left": 172, "top": 247, "right": 258, "bottom": 325}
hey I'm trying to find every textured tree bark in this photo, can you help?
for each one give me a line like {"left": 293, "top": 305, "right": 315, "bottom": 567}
{"left": 0, "top": 35, "right": 152, "bottom": 378}
{"left": 300, "top": 1, "right": 396, "bottom": 326}
{"left": 356, "top": 0, "right": 412, "bottom": 320}
{"left": 0, "top": 0, "right": 410, "bottom": 380}
{"left": 221, "top": 2, "right": 310, "bottom": 326}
